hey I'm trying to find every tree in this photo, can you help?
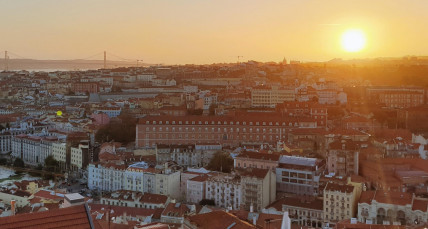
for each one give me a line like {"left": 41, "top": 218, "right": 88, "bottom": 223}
{"left": 35, "top": 164, "right": 43, "bottom": 170}
{"left": 34, "top": 89, "right": 39, "bottom": 95}
{"left": 45, "top": 155, "right": 59, "bottom": 172}
{"left": 207, "top": 151, "right": 234, "bottom": 173}
{"left": 95, "top": 112, "right": 137, "bottom": 144}
{"left": 13, "top": 158, "right": 25, "bottom": 168}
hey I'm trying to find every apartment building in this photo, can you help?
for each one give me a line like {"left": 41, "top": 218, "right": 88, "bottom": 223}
{"left": 263, "top": 197, "right": 324, "bottom": 228}
{"left": 327, "top": 140, "right": 360, "bottom": 177}
{"left": 100, "top": 190, "right": 169, "bottom": 209}
{"left": 186, "top": 174, "right": 209, "bottom": 204}
{"left": 277, "top": 101, "right": 328, "bottom": 128}
{"left": 88, "top": 161, "right": 181, "bottom": 199}
{"left": 239, "top": 168, "right": 276, "bottom": 212}
{"left": 234, "top": 151, "right": 280, "bottom": 170}
{"left": 324, "top": 183, "right": 359, "bottom": 224}
{"left": 276, "top": 155, "right": 325, "bottom": 196}
{"left": 70, "top": 142, "right": 89, "bottom": 171}
{"left": 71, "top": 82, "right": 99, "bottom": 94}
{"left": 205, "top": 173, "right": 242, "bottom": 210}
{"left": 251, "top": 85, "right": 295, "bottom": 108}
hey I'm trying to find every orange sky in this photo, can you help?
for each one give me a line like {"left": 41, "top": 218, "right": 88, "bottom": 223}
{"left": 1, "top": 0, "right": 427, "bottom": 64}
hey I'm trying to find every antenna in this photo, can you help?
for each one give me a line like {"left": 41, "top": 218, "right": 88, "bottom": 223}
{"left": 237, "top": 56, "right": 243, "bottom": 64}
{"left": 4, "top": 51, "right": 8, "bottom": 71}
{"left": 104, "top": 51, "right": 107, "bottom": 69}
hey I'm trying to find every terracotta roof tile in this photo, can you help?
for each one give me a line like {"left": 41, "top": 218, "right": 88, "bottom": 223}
{"left": 0, "top": 204, "right": 91, "bottom": 229}
{"left": 186, "top": 211, "right": 257, "bottom": 229}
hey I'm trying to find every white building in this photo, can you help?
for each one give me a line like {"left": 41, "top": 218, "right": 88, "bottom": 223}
{"left": 205, "top": 173, "right": 242, "bottom": 210}
{"left": 358, "top": 191, "right": 428, "bottom": 226}
{"left": 70, "top": 143, "right": 89, "bottom": 171}
{"left": 88, "top": 161, "right": 181, "bottom": 199}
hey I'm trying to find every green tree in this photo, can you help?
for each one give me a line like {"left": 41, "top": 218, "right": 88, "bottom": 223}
{"left": 207, "top": 151, "right": 234, "bottom": 173}
{"left": 13, "top": 158, "right": 25, "bottom": 168}
{"left": 35, "top": 164, "right": 43, "bottom": 170}
{"left": 44, "top": 155, "right": 59, "bottom": 172}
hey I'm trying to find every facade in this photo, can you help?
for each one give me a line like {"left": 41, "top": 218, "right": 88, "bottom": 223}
{"left": 100, "top": 190, "right": 169, "bottom": 209}
{"left": 276, "top": 155, "right": 325, "bottom": 196}
{"left": 88, "top": 162, "right": 126, "bottom": 191}
{"left": 327, "top": 140, "right": 360, "bottom": 177}
{"left": 251, "top": 86, "right": 295, "bottom": 108}
{"left": 71, "top": 82, "right": 99, "bottom": 94}
{"left": 358, "top": 191, "right": 428, "bottom": 226}
{"left": 136, "top": 113, "right": 317, "bottom": 148}
{"left": 205, "top": 173, "right": 242, "bottom": 210}
{"left": 186, "top": 174, "right": 209, "bottom": 204}
{"left": 70, "top": 143, "right": 89, "bottom": 171}
{"left": 88, "top": 161, "right": 181, "bottom": 199}
{"left": 277, "top": 101, "right": 328, "bottom": 128}
{"left": 367, "top": 87, "right": 425, "bottom": 108}
{"left": 94, "top": 107, "right": 122, "bottom": 118}
{"left": 239, "top": 168, "right": 276, "bottom": 212}
{"left": 263, "top": 197, "right": 324, "bottom": 228}
{"left": 52, "top": 142, "right": 67, "bottom": 170}
{"left": 234, "top": 151, "right": 280, "bottom": 170}
{"left": 323, "top": 183, "right": 359, "bottom": 224}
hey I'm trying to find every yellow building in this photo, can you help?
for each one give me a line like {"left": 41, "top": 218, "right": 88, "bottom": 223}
{"left": 323, "top": 183, "right": 359, "bottom": 224}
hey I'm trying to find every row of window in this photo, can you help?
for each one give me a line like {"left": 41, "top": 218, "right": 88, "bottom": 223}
{"left": 145, "top": 120, "right": 304, "bottom": 126}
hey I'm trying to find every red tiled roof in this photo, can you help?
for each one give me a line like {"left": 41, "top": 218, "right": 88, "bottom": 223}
{"left": 235, "top": 151, "right": 280, "bottom": 161}
{"left": 256, "top": 213, "right": 283, "bottom": 229}
{"left": 0, "top": 204, "right": 91, "bottom": 229}
{"left": 186, "top": 211, "right": 257, "bottom": 229}
{"left": 266, "top": 197, "right": 323, "bottom": 211}
{"left": 140, "top": 193, "right": 168, "bottom": 205}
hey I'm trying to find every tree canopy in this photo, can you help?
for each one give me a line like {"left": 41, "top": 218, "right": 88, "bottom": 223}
{"left": 206, "top": 151, "right": 234, "bottom": 173}
{"left": 95, "top": 112, "right": 137, "bottom": 144}
{"left": 13, "top": 158, "right": 25, "bottom": 168}
{"left": 44, "top": 155, "right": 59, "bottom": 172}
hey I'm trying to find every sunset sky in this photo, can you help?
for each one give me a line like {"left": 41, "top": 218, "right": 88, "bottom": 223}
{"left": 1, "top": 0, "right": 427, "bottom": 64}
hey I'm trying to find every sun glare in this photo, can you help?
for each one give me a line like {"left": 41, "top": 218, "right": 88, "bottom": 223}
{"left": 341, "top": 29, "right": 366, "bottom": 52}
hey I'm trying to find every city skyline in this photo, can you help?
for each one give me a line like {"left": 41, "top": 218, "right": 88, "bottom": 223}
{"left": 1, "top": 0, "right": 428, "bottom": 64}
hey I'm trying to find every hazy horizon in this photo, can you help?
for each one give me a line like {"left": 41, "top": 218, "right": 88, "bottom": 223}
{"left": 1, "top": 0, "right": 428, "bottom": 65}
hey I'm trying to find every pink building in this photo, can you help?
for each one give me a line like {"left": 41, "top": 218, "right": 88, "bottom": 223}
{"left": 234, "top": 151, "right": 280, "bottom": 170}
{"left": 91, "top": 113, "right": 110, "bottom": 126}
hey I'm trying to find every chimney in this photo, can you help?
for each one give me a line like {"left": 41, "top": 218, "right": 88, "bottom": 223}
{"left": 281, "top": 211, "right": 291, "bottom": 229}
{"left": 11, "top": 200, "right": 16, "bottom": 216}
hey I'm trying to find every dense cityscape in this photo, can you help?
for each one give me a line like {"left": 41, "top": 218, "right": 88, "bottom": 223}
{"left": 0, "top": 58, "right": 427, "bottom": 228}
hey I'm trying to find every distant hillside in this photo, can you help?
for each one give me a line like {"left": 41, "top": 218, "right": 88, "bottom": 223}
{"left": 0, "top": 59, "right": 144, "bottom": 71}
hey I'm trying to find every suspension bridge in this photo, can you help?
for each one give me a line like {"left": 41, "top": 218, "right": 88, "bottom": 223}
{"left": 0, "top": 50, "right": 147, "bottom": 71}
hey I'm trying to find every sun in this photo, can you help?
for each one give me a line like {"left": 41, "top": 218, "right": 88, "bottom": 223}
{"left": 341, "top": 29, "right": 366, "bottom": 52}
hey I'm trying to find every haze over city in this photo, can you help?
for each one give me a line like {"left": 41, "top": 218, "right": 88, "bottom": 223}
{"left": 1, "top": 0, "right": 428, "bottom": 64}
{"left": 1, "top": 1, "right": 428, "bottom": 229}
